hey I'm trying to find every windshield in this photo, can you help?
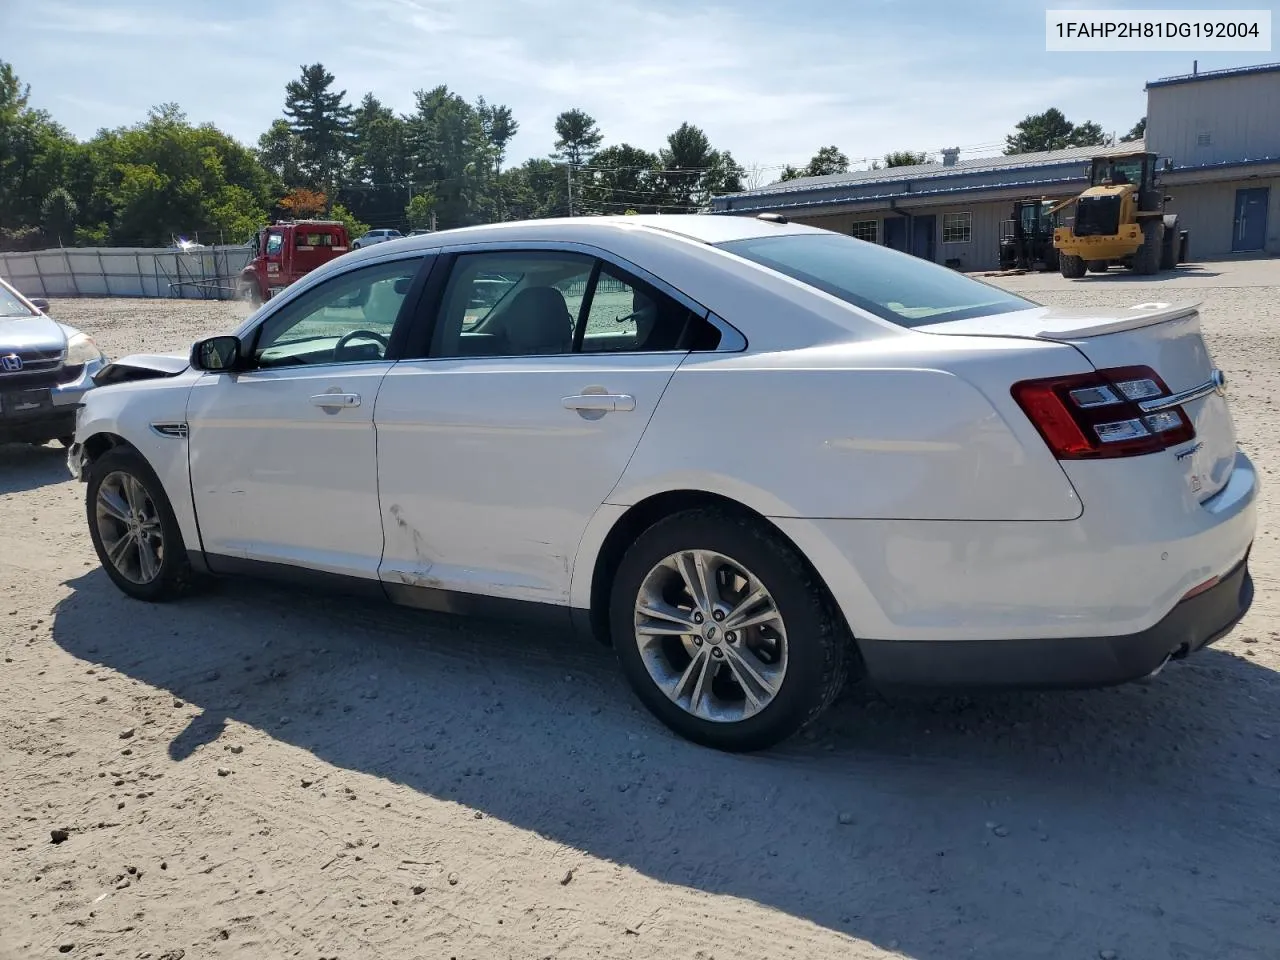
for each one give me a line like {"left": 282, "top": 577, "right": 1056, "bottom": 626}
{"left": 717, "top": 233, "right": 1036, "bottom": 326}
{"left": 0, "top": 283, "right": 37, "bottom": 318}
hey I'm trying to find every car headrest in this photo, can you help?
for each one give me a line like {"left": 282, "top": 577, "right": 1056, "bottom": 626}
{"left": 503, "top": 287, "right": 574, "bottom": 353}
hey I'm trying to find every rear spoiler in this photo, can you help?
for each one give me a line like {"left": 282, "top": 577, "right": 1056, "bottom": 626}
{"left": 1035, "top": 301, "right": 1202, "bottom": 340}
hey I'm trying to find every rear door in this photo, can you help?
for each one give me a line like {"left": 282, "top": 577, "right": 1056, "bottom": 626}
{"left": 374, "top": 246, "right": 720, "bottom": 604}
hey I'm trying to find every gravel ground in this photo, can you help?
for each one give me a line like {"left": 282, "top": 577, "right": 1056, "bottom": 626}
{"left": 2, "top": 259, "right": 1279, "bottom": 960}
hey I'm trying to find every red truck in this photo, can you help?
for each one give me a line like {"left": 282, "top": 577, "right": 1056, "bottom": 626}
{"left": 237, "top": 220, "right": 351, "bottom": 305}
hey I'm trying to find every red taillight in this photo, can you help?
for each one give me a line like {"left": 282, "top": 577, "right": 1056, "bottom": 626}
{"left": 1011, "top": 365, "right": 1195, "bottom": 459}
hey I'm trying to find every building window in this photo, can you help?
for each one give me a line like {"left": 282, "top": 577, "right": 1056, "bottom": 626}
{"left": 849, "top": 219, "right": 878, "bottom": 243}
{"left": 942, "top": 212, "right": 972, "bottom": 244}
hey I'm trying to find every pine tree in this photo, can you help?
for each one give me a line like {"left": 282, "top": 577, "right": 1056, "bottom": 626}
{"left": 283, "top": 63, "right": 353, "bottom": 198}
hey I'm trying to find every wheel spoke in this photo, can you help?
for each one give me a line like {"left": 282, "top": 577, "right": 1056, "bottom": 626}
{"left": 672, "top": 646, "right": 716, "bottom": 717}
{"left": 674, "top": 552, "right": 711, "bottom": 613}
{"left": 105, "top": 530, "right": 135, "bottom": 569}
{"left": 723, "top": 643, "right": 780, "bottom": 707}
{"left": 136, "top": 534, "right": 160, "bottom": 582}
{"left": 636, "top": 601, "right": 697, "bottom": 638}
{"left": 724, "top": 596, "right": 782, "bottom": 632}
{"left": 121, "top": 475, "right": 144, "bottom": 516}
{"left": 97, "top": 487, "right": 131, "bottom": 523}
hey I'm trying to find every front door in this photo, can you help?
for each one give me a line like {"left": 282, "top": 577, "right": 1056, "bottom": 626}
{"left": 187, "top": 253, "right": 430, "bottom": 578}
{"left": 911, "top": 215, "right": 936, "bottom": 260}
{"left": 1233, "top": 187, "right": 1269, "bottom": 252}
{"left": 375, "top": 247, "right": 718, "bottom": 605}
{"left": 262, "top": 228, "right": 286, "bottom": 298}
{"left": 883, "top": 216, "right": 908, "bottom": 252}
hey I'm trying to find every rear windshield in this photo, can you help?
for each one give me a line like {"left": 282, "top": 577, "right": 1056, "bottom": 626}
{"left": 717, "top": 233, "right": 1036, "bottom": 327}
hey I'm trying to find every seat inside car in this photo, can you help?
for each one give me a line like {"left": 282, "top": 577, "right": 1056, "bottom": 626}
{"left": 498, "top": 286, "right": 574, "bottom": 354}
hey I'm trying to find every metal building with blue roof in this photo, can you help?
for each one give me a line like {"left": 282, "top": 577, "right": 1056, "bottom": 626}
{"left": 711, "top": 62, "right": 1280, "bottom": 271}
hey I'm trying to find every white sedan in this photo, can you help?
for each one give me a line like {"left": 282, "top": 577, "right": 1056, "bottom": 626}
{"left": 67, "top": 215, "right": 1256, "bottom": 751}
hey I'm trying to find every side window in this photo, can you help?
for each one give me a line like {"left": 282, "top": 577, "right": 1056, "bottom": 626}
{"left": 432, "top": 251, "right": 594, "bottom": 359}
{"left": 579, "top": 263, "right": 717, "bottom": 353}
{"left": 265, "top": 232, "right": 284, "bottom": 255}
{"left": 251, "top": 257, "right": 423, "bottom": 368}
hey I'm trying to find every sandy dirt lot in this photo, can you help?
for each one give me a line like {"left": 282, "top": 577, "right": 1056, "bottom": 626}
{"left": 2, "top": 259, "right": 1279, "bottom": 960}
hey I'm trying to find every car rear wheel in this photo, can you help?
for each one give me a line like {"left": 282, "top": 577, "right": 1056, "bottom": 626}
{"left": 610, "top": 508, "right": 850, "bottom": 751}
{"left": 86, "top": 446, "right": 192, "bottom": 602}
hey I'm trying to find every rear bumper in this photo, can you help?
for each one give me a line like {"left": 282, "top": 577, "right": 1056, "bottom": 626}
{"left": 858, "top": 552, "right": 1253, "bottom": 688}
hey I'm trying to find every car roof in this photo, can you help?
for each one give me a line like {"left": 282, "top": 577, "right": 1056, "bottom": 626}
{"left": 357, "top": 214, "right": 823, "bottom": 256}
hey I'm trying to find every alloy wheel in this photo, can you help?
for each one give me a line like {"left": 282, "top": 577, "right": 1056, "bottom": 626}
{"left": 95, "top": 471, "right": 165, "bottom": 584}
{"left": 633, "top": 549, "right": 789, "bottom": 723}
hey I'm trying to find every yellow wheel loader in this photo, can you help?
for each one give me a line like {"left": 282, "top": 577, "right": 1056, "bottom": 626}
{"left": 1049, "top": 151, "right": 1189, "bottom": 278}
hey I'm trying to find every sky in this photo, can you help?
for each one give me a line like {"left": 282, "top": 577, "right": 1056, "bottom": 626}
{"left": 4, "top": 0, "right": 1278, "bottom": 181}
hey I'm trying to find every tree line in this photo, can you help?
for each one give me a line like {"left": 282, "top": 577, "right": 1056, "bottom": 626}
{"left": 778, "top": 109, "right": 1146, "bottom": 180}
{"left": 0, "top": 60, "right": 743, "bottom": 251}
{"left": 1, "top": 55, "right": 1149, "bottom": 253}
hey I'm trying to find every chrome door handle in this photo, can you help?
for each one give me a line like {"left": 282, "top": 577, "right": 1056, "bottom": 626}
{"left": 562, "top": 393, "right": 636, "bottom": 412}
{"left": 310, "top": 392, "right": 361, "bottom": 408}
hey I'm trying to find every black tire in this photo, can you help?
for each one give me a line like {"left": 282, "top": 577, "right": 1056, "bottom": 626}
{"left": 1059, "top": 253, "right": 1086, "bottom": 278}
{"left": 1086, "top": 260, "right": 1109, "bottom": 273}
{"left": 85, "top": 446, "right": 193, "bottom": 602}
{"left": 609, "top": 508, "right": 852, "bottom": 752}
{"left": 1134, "top": 219, "right": 1163, "bottom": 275}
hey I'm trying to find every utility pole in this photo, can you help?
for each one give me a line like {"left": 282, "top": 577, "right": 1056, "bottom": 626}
{"left": 566, "top": 162, "right": 574, "bottom": 217}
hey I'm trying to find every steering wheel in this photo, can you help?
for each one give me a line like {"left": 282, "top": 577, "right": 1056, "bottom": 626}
{"left": 334, "top": 329, "right": 389, "bottom": 358}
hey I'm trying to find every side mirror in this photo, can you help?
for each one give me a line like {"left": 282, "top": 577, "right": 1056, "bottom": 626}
{"left": 191, "top": 335, "right": 244, "bottom": 372}
{"left": 28, "top": 297, "right": 49, "bottom": 312}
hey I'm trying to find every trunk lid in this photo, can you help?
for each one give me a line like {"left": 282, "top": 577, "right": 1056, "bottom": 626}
{"left": 922, "top": 301, "right": 1235, "bottom": 501}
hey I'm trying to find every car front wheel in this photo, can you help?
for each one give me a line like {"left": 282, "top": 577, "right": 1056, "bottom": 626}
{"left": 610, "top": 509, "right": 850, "bottom": 751}
{"left": 86, "top": 446, "right": 192, "bottom": 601}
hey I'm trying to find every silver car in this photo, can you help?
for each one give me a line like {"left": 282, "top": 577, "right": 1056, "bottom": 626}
{"left": 0, "top": 278, "right": 109, "bottom": 447}
{"left": 351, "top": 229, "right": 404, "bottom": 250}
